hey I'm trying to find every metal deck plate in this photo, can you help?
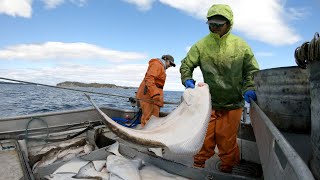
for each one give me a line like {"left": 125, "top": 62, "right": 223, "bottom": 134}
{"left": 232, "top": 160, "right": 263, "bottom": 178}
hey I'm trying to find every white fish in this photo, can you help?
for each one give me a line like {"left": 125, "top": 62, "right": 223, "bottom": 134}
{"left": 131, "top": 158, "right": 144, "bottom": 170}
{"left": 33, "top": 149, "right": 60, "bottom": 171}
{"left": 100, "top": 167, "right": 108, "bottom": 173}
{"left": 39, "top": 145, "right": 57, "bottom": 152}
{"left": 30, "top": 139, "right": 86, "bottom": 157}
{"left": 86, "top": 84, "right": 211, "bottom": 155}
{"left": 106, "top": 141, "right": 123, "bottom": 157}
{"left": 92, "top": 160, "right": 107, "bottom": 172}
{"left": 57, "top": 138, "right": 86, "bottom": 148}
{"left": 53, "top": 158, "right": 89, "bottom": 174}
{"left": 107, "top": 155, "right": 141, "bottom": 180}
{"left": 30, "top": 145, "right": 57, "bottom": 157}
{"left": 73, "top": 161, "right": 109, "bottom": 180}
{"left": 57, "top": 146, "right": 84, "bottom": 159}
{"left": 60, "top": 153, "right": 77, "bottom": 161}
{"left": 33, "top": 143, "right": 88, "bottom": 172}
{"left": 84, "top": 143, "right": 95, "bottom": 154}
{"left": 44, "top": 172, "right": 97, "bottom": 180}
{"left": 140, "top": 165, "right": 189, "bottom": 180}
{"left": 109, "top": 173, "right": 123, "bottom": 180}
{"left": 44, "top": 173, "right": 77, "bottom": 180}
{"left": 148, "top": 148, "right": 163, "bottom": 157}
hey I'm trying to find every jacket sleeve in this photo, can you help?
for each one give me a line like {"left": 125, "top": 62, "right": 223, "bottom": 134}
{"left": 180, "top": 45, "right": 200, "bottom": 86}
{"left": 145, "top": 63, "right": 162, "bottom": 98}
{"left": 242, "top": 46, "right": 259, "bottom": 93}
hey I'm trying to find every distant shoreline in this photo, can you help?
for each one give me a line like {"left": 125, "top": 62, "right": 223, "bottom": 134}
{"left": 56, "top": 81, "right": 137, "bottom": 89}
{"left": 0, "top": 81, "right": 137, "bottom": 89}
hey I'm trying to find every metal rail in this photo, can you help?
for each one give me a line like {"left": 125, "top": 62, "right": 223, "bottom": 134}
{"left": 250, "top": 101, "right": 314, "bottom": 180}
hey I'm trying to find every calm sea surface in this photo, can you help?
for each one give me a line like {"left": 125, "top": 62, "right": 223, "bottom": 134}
{"left": 0, "top": 84, "right": 183, "bottom": 118}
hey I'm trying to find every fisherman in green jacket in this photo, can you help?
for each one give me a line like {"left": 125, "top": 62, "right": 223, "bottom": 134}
{"left": 180, "top": 4, "right": 259, "bottom": 173}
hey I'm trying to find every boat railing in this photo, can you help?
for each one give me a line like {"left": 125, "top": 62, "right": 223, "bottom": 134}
{"left": 250, "top": 101, "right": 314, "bottom": 180}
{"left": 0, "top": 107, "right": 137, "bottom": 140}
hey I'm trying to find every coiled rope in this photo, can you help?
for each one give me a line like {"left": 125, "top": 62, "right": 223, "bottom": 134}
{"left": 295, "top": 32, "right": 320, "bottom": 69}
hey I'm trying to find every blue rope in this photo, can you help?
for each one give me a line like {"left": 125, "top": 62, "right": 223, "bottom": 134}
{"left": 112, "top": 109, "right": 142, "bottom": 128}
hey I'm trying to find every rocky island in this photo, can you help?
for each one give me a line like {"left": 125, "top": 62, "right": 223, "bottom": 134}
{"left": 56, "top": 81, "right": 137, "bottom": 89}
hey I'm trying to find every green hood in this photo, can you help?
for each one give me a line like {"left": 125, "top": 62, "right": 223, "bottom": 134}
{"left": 180, "top": 4, "right": 259, "bottom": 110}
{"left": 207, "top": 4, "right": 234, "bottom": 29}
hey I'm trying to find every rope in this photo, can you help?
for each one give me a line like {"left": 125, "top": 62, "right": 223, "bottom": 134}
{"left": 112, "top": 109, "right": 142, "bottom": 128}
{"left": 295, "top": 32, "right": 320, "bottom": 68}
{"left": 0, "top": 77, "right": 179, "bottom": 105}
{"left": 294, "top": 42, "right": 309, "bottom": 69}
{"left": 25, "top": 117, "right": 49, "bottom": 143}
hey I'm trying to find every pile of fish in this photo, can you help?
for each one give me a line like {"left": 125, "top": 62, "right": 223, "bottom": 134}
{"left": 31, "top": 85, "right": 212, "bottom": 179}
{"left": 86, "top": 84, "right": 212, "bottom": 156}
{"left": 31, "top": 138, "right": 95, "bottom": 173}
{"left": 44, "top": 142, "right": 189, "bottom": 180}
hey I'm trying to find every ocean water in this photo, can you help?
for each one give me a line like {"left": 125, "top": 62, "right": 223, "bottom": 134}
{"left": 0, "top": 84, "right": 183, "bottom": 118}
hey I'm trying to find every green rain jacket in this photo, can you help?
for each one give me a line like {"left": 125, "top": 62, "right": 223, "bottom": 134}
{"left": 180, "top": 4, "right": 259, "bottom": 110}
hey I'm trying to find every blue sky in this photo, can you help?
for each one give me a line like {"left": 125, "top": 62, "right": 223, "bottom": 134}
{"left": 0, "top": 0, "right": 319, "bottom": 91}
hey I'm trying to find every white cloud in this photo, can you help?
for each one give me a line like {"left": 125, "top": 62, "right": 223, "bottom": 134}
{"left": 160, "top": 0, "right": 213, "bottom": 18}
{"left": 286, "top": 7, "right": 309, "bottom": 20}
{"left": 70, "top": 0, "right": 87, "bottom": 7}
{"left": 0, "top": 0, "right": 87, "bottom": 17}
{"left": 124, "top": 0, "right": 305, "bottom": 46}
{"left": 122, "top": 0, "right": 155, "bottom": 11}
{"left": 0, "top": 0, "right": 32, "bottom": 18}
{"left": 42, "top": 0, "right": 87, "bottom": 9}
{"left": 0, "top": 42, "right": 148, "bottom": 62}
{"left": 1, "top": 0, "right": 306, "bottom": 45}
{"left": 42, "top": 0, "right": 65, "bottom": 9}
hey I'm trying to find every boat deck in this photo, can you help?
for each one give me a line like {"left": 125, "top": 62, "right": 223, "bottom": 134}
{"left": 0, "top": 106, "right": 315, "bottom": 179}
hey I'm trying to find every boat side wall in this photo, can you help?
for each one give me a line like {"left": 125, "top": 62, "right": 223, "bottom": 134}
{"left": 250, "top": 101, "right": 314, "bottom": 180}
{"left": 308, "top": 61, "right": 320, "bottom": 179}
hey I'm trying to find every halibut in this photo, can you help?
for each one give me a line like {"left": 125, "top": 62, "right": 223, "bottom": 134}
{"left": 86, "top": 84, "right": 211, "bottom": 155}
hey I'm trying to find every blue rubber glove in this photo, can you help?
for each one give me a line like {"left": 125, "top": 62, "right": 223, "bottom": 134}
{"left": 185, "top": 79, "right": 195, "bottom": 89}
{"left": 244, "top": 90, "right": 257, "bottom": 103}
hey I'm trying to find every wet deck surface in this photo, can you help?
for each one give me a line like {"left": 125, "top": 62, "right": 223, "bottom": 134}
{"left": 0, "top": 149, "right": 24, "bottom": 179}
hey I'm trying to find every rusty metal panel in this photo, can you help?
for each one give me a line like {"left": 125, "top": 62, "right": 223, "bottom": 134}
{"left": 254, "top": 66, "right": 310, "bottom": 133}
{"left": 250, "top": 101, "right": 314, "bottom": 180}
